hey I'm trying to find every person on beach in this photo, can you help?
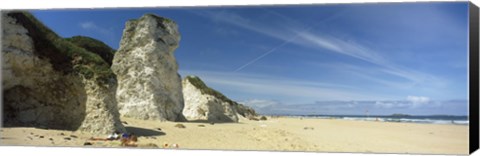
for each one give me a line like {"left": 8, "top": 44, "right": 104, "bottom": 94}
{"left": 89, "top": 131, "right": 121, "bottom": 141}
{"left": 121, "top": 132, "right": 130, "bottom": 139}
{"left": 120, "top": 133, "right": 138, "bottom": 147}
{"left": 107, "top": 131, "right": 121, "bottom": 140}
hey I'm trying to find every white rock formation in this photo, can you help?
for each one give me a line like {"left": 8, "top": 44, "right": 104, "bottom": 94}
{"left": 2, "top": 12, "right": 125, "bottom": 134}
{"left": 182, "top": 76, "right": 257, "bottom": 122}
{"left": 112, "top": 14, "right": 185, "bottom": 121}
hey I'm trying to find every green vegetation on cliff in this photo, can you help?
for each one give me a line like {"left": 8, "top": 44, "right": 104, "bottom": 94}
{"left": 185, "top": 76, "right": 257, "bottom": 117}
{"left": 65, "top": 36, "right": 115, "bottom": 66}
{"left": 7, "top": 12, "right": 115, "bottom": 85}
{"left": 186, "top": 76, "right": 236, "bottom": 105}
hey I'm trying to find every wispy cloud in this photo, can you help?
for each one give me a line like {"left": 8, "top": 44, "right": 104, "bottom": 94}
{"left": 240, "top": 99, "right": 282, "bottom": 108}
{"left": 194, "top": 10, "right": 449, "bottom": 92}
{"left": 80, "top": 22, "right": 95, "bottom": 29}
{"left": 79, "top": 21, "right": 114, "bottom": 36}
{"left": 233, "top": 34, "right": 300, "bottom": 72}
{"left": 406, "top": 95, "right": 432, "bottom": 108}
{"left": 294, "top": 32, "right": 446, "bottom": 90}
{"left": 296, "top": 32, "right": 389, "bottom": 66}
{"left": 193, "top": 10, "right": 345, "bottom": 72}
{"left": 205, "top": 10, "right": 292, "bottom": 42}
{"left": 321, "top": 62, "right": 462, "bottom": 103}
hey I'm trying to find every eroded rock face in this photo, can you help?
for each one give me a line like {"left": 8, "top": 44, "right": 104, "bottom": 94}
{"left": 2, "top": 12, "right": 125, "bottom": 134}
{"left": 112, "top": 14, "right": 185, "bottom": 121}
{"left": 182, "top": 76, "right": 257, "bottom": 123}
{"left": 235, "top": 103, "right": 258, "bottom": 120}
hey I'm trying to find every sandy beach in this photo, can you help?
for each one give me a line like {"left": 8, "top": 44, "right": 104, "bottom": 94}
{"left": 0, "top": 117, "right": 469, "bottom": 155}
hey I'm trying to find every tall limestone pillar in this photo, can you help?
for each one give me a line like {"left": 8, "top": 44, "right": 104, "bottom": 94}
{"left": 112, "top": 14, "right": 185, "bottom": 121}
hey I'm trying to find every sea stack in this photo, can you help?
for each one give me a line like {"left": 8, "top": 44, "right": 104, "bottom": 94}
{"left": 182, "top": 76, "right": 257, "bottom": 122}
{"left": 111, "top": 14, "right": 185, "bottom": 121}
{"left": 2, "top": 12, "right": 125, "bottom": 134}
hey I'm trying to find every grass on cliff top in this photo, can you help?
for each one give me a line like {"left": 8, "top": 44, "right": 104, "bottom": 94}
{"left": 65, "top": 36, "right": 116, "bottom": 65}
{"left": 185, "top": 75, "right": 258, "bottom": 117}
{"left": 7, "top": 11, "right": 115, "bottom": 85}
{"left": 185, "top": 76, "right": 237, "bottom": 106}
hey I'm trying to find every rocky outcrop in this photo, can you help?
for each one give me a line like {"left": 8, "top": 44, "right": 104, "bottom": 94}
{"left": 235, "top": 103, "right": 258, "bottom": 120}
{"left": 182, "top": 76, "right": 257, "bottom": 122}
{"left": 111, "top": 14, "right": 185, "bottom": 121}
{"left": 2, "top": 12, "right": 125, "bottom": 134}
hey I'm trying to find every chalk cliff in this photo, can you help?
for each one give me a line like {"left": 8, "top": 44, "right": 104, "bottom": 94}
{"left": 111, "top": 14, "right": 185, "bottom": 121}
{"left": 182, "top": 76, "right": 257, "bottom": 122}
{"left": 2, "top": 12, "right": 125, "bottom": 134}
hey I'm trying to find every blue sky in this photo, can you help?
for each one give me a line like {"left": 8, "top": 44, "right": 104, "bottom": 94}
{"left": 30, "top": 2, "right": 469, "bottom": 115}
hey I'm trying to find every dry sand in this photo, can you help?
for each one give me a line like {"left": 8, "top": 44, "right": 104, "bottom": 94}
{"left": 0, "top": 117, "right": 469, "bottom": 155}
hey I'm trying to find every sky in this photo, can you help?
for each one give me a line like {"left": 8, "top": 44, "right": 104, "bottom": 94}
{"left": 30, "top": 2, "right": 470, "bottom": 115}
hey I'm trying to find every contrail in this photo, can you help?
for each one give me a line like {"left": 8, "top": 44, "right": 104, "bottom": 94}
{"left": 232, "top": 10, "right": 348, "bottom": 72}
{"left": 233, "top": 34, "right": 302, "bottom": 72}
{"left": 233, "top": 26, "right": 314, "bottom": 72}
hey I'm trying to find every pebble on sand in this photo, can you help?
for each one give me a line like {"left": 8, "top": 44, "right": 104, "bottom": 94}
{"left": 174, "top": 124, "right": 186, "bottom": 128}
{"left": 172, "top": 144, "right": 179, "bottom": 148}
{"left": 84, "top": 142, "right": 93, "bottom": 146}
{"left": 303, "top": 127, "right": 314, "bottom": 130}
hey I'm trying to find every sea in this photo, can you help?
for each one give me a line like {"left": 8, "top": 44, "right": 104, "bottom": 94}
{"left": 281, "top": 115, "right": 469, "bottom": 125}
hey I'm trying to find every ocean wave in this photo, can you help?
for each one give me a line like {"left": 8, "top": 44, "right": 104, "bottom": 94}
{"left": 287, "top": 115, "right": 469, "bottom": 125}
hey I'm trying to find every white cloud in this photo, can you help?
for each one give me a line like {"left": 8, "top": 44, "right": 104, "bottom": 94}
{"left": 240, "top": 99, "right": 281, "bottom": 108}
{"left": 374, "top": 101, "right": 411, "bottom": 109}
{"left": 375, "top": 101, "right": 394, "bottom": 109}
{"left": 79, "top": 21, "right": 113, "bottom": 36}
{"left": 407, "top": 96, "right": 430, "bottom": 104}
{"left": 374, "top": 97, "right": 441, "bottom": 110}
{"left": 80, "top": 21, "right": 95, "bottom": 29}
{"left": 297, "top": 32, "right": 343, "bottom": 53}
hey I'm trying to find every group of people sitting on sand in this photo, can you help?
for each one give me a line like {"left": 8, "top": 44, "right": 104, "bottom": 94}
{"left": 90, "top": 131, "right": 138, "bottom": 147}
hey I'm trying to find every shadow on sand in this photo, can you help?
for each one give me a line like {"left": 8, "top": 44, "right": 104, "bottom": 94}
{"left": 125, "top": 126, "right": 165, "bottom": 137}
